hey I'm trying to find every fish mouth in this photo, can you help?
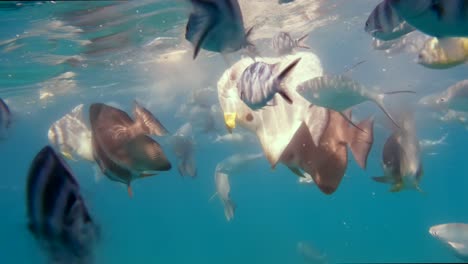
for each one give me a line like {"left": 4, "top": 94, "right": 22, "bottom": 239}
{"left": 223, "top": 112, "right": 237, "bottom": 133}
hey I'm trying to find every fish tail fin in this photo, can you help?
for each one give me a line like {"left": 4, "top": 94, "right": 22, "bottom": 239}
{"left": 347, "top": 110, "right": 374, "bottom": 169}
{"left": 374, "top": 94, "right": 401, "bottom": 129}
{"left": 224, "top": 199, "right": 236, "bottom": 221}
{"left": 275, "top": 57, "right": 301, "bottom": 104}
{"left": 296, "top": 33, "right": 310, "bottom": 49}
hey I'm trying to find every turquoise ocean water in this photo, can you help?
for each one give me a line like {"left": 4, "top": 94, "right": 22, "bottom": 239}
{"left": 1, "top": 1, "right": 468, "bottom": 263}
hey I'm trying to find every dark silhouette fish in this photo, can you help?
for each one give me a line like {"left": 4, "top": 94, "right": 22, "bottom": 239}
{"left": 0, "top": 98, "right": 12, "bottom": 139}
{"left": 185, "top": 0, "right": 255, "bottom": 59}
{"left": 26, "top": 146, "right": 99, "bottom": 263}
{"left": 365, "top": 0, "right": 414, "bottom": 41}
{"left": 89, "top": 103, "right": 172, "bottom": 197}
{"left": 389, "top": 0, "right": 468, "bottom": 38}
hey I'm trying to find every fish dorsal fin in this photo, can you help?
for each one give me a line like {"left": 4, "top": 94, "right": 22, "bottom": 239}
{"left": 70, "top": 104, "right": 85, "bottom": 120}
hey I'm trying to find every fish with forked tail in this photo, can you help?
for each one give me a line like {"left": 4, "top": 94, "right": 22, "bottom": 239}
{"left": 272, "top": 32, "right": 310, "bottom": 56}
{"left": 296, "top": 74, "right": 415, "bottom": 128}
{"left": 238, "top": 58, "right": 301, "bottom": 110}
{"left": 170, "top": 123, "right": 197, "bottom": 178}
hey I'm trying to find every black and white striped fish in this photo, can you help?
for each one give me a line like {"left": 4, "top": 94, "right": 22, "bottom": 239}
{"left": 271, "top": 32, "right": 310, "bottom": 56}
{"left": 389, "top": 0, "right": 468, "bottom": 38}
{"left": 365, "top": 0, "right": 415, "bottom": 41}
{"left": 185, "top": 0, "right": 255, "bottom": 59}
{"left": 0, "top": 98, "right": 12, "bottom": 138}
{"left": 26, "top": 146, "right": 99, "bottom": 263}
{"left": 238, "top": 58, "right": 301, "bottom": 110}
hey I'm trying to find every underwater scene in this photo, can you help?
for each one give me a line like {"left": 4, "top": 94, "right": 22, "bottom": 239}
{"left": 1, "top": 0, "right": 468, "bottom": 263}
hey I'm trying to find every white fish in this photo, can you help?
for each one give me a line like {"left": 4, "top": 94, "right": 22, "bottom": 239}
{"left": 389, "top": 0, "right": 468, "bottom": 38}
{"left": 271, "top": 32, "right": 310, "bottom": 56}
{"left": 365, "top": 0, "right": 414, "bottom": 41}
{"left": 238, "top": 58, "right": 300, "bottom": 110}
{"left": 48, "top": 104, "right": 94, "bottom": 162}
{"left": 429, "top": 223, "right": 468, "bottom": 261}
{"left": 184, "top": 0, "right": 255, "bottom": 59}
{"left": 296, "top": 74, "right": 414, "bottom": 128}
{"left": 213, "top": 171, "right": 235, "bottom": 221}
{"left": 170, "top": 123, "right": 197, "bottom": 178}
{"left": 428, "top": 80, "right": 468, "bottom": 112}
{"left": 418, "top": 37, "right": 468, "bottom": 69}
{"left": 210, "top": 152, "right": 263, "bottom": 221}
{"left": 372, "top": 112, "right": 423, "bottom": 192}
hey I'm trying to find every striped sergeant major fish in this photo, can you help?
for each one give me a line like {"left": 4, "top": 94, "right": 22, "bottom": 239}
{"left": 388, "top": 0, "right": 468, "bottom": 38}
{"left": 184, "top": 0, "right": 256, "bottom": 59}
{"left": 48, "top": 104, "right": 94, "bottom": 162}
{"left": 365, "top": 0, "right": 415, "bottom": 41}
{"left": 271, "top": 32, "right": 310, "bottom": 56}
{"left": 238, "top": 58, "right": 301, "bottom": 110}
{"left": 26, "top": 146, "right": 99, "bottom": 263}
{"left": 0, "top": 98, "right": 12, "bottom": 139}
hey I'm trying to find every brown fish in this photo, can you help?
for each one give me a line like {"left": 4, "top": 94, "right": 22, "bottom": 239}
{"left": 278, "top": 109, "right": 373, "bottom": 194}
{"left": 89, "top": 103, "right": 171, "bottom": 197}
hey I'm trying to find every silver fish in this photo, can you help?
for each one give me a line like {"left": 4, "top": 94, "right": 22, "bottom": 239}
{"left": 48, "top": 104, "right": 94, "bottom": 162}
{"left": 272, "top": 32, "right": 310, "bottom": 56}
{"left": 429, "top": 223, "right": 468, "bottom": 261}
{"left": 238, "top": 58, "right": 300, "bottom": 110}
{"left": 26, "top": 146, "right": 99, "bottom": 263}
{"left": 424, "top": 80, "right": 468, "bottom": 112}
{"left": 89, "top": 103, "right": 172, "bottom": 197}
{"left": 0, "top": 98, "right": 11, "bottom": 139}
{"left": 365, "top": 0, "right": 415, "bottom": 41}
{"left": 211, "top": 152, "right": 263, "bottom": 221}
{"left": 170, "top": 123, "right": 197, "bottom": 178}
{"left": 372, "top": 112, "right": 423, "bottom": 192}
{"left": 389, "top": 0, "right": 468, "bottom": 38}
{"left": 213, "top": 171, "right": 235, "bottom": 221}
{"left": 185, "top": 0, "right": 255, "bottom": 59}
{"left": 296, "top": 74, "right": 415, "bottom": 128}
